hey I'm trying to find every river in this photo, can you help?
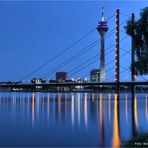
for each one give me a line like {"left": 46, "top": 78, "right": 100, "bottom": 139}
{"left": 0, "top": 92, "right": 147, "bottom": 147}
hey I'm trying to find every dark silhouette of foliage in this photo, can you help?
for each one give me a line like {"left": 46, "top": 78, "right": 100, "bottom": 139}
{"left": 125, "top": 7, "right": 148, "bottom": 75}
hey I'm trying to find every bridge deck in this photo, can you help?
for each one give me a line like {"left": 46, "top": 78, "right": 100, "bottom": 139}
{"left": 0, "top": 81, "right": 148, "bottom": 87}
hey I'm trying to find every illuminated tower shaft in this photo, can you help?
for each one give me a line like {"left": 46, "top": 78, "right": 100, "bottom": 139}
{"left": 99, "top": 32, "right": 106, "bottom": 82}
{"left": 97, "top": 8, "right": 109, "bottom": 82}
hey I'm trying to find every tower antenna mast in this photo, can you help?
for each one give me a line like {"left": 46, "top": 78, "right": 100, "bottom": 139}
{"left": 102, "top": 7, "right": 105, "bottom": 22}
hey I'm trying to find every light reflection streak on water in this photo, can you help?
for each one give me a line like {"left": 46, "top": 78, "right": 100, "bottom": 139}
{"left": 99, "top": 94, "right": 103, "bottom": 130}
{"left": 71, "top": 93, "right": 75, "bottom": 127}
{"left": 146, "top": 94, "right": 148, "bottom": 121}
{"left": 92, "top": 93, "right": 95, "bottom": 102}
{"left": 12, "top": 92, "right": 16, "bottom": 113}
{"left": 32, "top": 93, "right": 35, "bottom": 126}
{"left": 77, "top": 93, "right": 81, "bottom": 126}
{"left": 108, "top": 94, "right": 111, "bottom": 123}
{"left": 58, "top": 93, "right": 61, "bottom": 122}
{"left": 22, "top": 93, "right": 25, "bottom": 116}
{"left": 65, "top": 94, "right": 67, "bottom": 117}
{"left": 84, "top": 93, "right": 88, "bottom": 128}
{"left": 96, "top": 94, "right": 99, "bottom": 117}
{"left": 36, "top": 93, "right": 40, "bottom": 121}
{"left": 53, "top": 94, "right": 55, "bottom": 121}
{"left": 12, "top": 92, "right": 16, "bottom": 105}
{"left": 112, "top": 93, "right": 120, "bottom": 148}
{"left": 134, "top": 95, "right": 138, "bottom": 130}
{"left": 125, "top": 94, "right": 128, "bottom": 122}
{"left": 0, "top": 92, "right": 148, "bottom": 147}
{"left": 27, "top": 93, "right": 30, "bottom": 117}
{"left": 99, "top": 94, "right": 104, "bottom": 146}
{"left": 42, "top": 94, "right": 44, "bottom": 115}
{"left": 47, "top": 93, "right": 50, "bottom": 122}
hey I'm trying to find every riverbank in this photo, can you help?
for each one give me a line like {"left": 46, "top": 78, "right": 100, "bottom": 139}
{"left": 124, "top": 134, "right": 148, "bottom": 147}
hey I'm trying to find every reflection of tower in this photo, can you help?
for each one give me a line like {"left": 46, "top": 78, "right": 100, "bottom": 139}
{"left": 97, "top": 7, "right": 109, "bottom": 82}
{"left": 99, "top": 94, "right": 105, "bottom": 146}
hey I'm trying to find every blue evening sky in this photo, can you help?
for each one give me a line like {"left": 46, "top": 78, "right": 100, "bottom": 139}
{"left": 0, "top": 1, "right": 147, "bottom": 81}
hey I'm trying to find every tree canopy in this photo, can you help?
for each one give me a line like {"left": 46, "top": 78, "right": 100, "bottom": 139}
{"left": 125, "top": 7, "right": 148, "bottom": 76}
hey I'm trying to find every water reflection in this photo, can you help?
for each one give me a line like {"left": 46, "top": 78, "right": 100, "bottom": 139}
{"left": 0, "top": 93, "right": 147, "bottom": 147}
{"left": 125, "top": 94, "right": 128, "bottom": 122}
{"left": 84, "top": 93, "right": 88, "bottom": 128}
{"left": 112, "top": 93, "right": 120, "bottom": 148}
{"left": 146, "top": 94, "right": 148, "bottom": 121}
{"left": 77, "top": 93, "right": 81, "bottom": 126}
{"left": 108, "top": 94, "right": 111, "bottom": 123}
{"left": 99, "top": 94, "right": 105, "bottom": 146}
{"left": 32, "top": 93, "right": 35, "bottom": 126}
{"left": 71, "top": 93, "right": 75, "bottom": 127}
{"left": 47, "top": 93, "right": 50, "bottom": 122}
{"left": 134, "top": 95, "right": 138, "bottom": 130}
{"left": 132, "top": 93, "right": 138, "bottom": 136}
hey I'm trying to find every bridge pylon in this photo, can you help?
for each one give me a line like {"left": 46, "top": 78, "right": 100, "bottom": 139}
{"left": 115, "top": 9, "right": 120, "bottom": 93}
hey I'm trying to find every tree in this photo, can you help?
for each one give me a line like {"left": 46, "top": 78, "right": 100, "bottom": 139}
{"left": 125, "top": 7, "right": 148, "bottom": 76}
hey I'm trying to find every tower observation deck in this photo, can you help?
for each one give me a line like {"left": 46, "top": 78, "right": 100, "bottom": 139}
{"left": 97, "top": 7, "right": 109, "bottom": 82}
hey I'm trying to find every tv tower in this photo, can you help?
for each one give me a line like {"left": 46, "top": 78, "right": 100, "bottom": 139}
{"left": 97, "top": 7, "right": 109, "bottom": 82}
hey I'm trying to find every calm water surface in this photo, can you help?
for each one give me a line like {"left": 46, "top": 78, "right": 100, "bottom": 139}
{"left": 0, "top": 92, "right": 147, "bottom": 147}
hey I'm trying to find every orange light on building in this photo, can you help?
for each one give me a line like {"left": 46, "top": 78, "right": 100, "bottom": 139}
{"left": 134, "top": 74, "right": 137, "bottom": 79}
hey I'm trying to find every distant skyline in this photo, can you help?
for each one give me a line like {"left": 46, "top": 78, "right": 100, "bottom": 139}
{"left": 0, "top": 1, "right": 147, "bottom": 81}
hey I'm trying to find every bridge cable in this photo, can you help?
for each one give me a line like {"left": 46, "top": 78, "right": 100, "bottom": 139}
{"left": 40, "top": 29, "right": 116, "bottom": 79}
{"left": 20, "top": 28, "right": 96, "bottom": 81}
{"left": 120, "top": 48, "right": 148, "bottom": 81}
{"left": 40, "top": 20, "right": 128, "bottom": 79}
{"left": 69, "top": 37, "right": 129, "bottom": 78}
{"left": 20, "top": 13, "right": 116, "bottom": 81}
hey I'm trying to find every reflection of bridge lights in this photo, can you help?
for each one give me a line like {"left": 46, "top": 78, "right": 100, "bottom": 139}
{"left": 125, "top": 94, "right": 128, "bottom": 122}
{"left": 146, "top": 95, "right": 148, "bottom": 121}
{"left": 36, "top": 93, "right": 40, "bottom": 119}
{"left": 47, "top": 93, "right": 50, "bottom": 120}
{"left": 12, "top": 92, "right": 16, "bottom": 113}
{"left": 71, "top": 94, "right": 75, "bottom": 127}
{"left": 64, "top": 94, "right": 67, "bottom": 117}
{"left": 108, "top": 94, "right": 111, "bottom": 122}
{"left": 92, "top": 93, "right": 95, "bottom": 102}
{"left": 112, "top": 93, "right": 120, "bottom": 148}
{"left": 99, "top": 94, "right": 105, "bottom": 146}
{"left": 58, "top": 93, "right": 61, "bottom": 121}
{"left": 84, "top": 93, "right": 88, "bottom": 128}
{"left": 77, "top": 93, "right": 81, "bottom": 126}
{"left": 99, "top": 94, "right": 103, "bottom": 127}
{"left": 134, "top": 95, "right": 138, "bottom": 130}
{"left": 32, "top": 93, "right": 35, "bottom": 126}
